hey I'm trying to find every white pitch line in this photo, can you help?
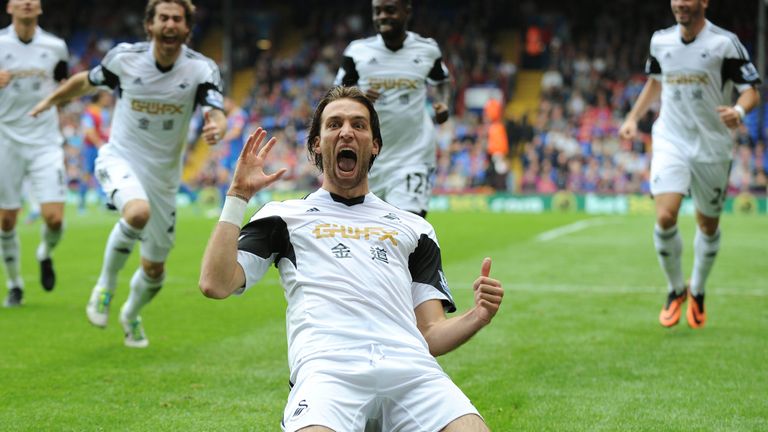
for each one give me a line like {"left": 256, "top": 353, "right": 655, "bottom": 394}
{"left": 534, "top": 218, "right": 610, "bottom": 242}
{"left": 446, "top": 282, "right": 767, "bottom": 297}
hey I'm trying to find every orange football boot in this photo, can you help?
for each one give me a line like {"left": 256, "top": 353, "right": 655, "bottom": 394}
{"left": 659, "top": 290, "right": 687, "bottom": 327}
{"left": 686, "top": 291, "right": 706, "bottom": 329}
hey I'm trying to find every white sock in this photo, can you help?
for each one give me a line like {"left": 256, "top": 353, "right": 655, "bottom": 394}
{"left": 653, "top": 224, "right": 685, "bottom": 294}
{"left": 690, "top": 227, "right": 720, "bottom": 296}
{"left": 1, "top": 229, "right": 23, "bottom": 290}
{"left": 97, "top": 219, "right": 142, "bottom": 291}
{"left": 121, "top": 267, "right": 164, "bottom": 322}
{"left": 36, "top": 224, "right": 63, "bottom": 261}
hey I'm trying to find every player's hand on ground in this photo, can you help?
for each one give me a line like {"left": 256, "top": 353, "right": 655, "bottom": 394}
{"left": 202, "top": 110, "right": 225, "bottom": 145}
{"left": 717, "top": 105, "right": 741, "bottom": 129}
{"left": 0, "top": 70, "right": 11, "bottom": 88}
{"left": 472, "top": 257, "right": 503, "bottom": 325}
{"left": 227, "top": 128, "right": 287, "bottom": 200}
{"left": 433, "top": 102, "right": 449, "bottom": 124}
{"left": 364, "top": 88, "right": 381, "bottom": 103}
{"left": 618, "top": 119, "right": 638, "bottom": 141}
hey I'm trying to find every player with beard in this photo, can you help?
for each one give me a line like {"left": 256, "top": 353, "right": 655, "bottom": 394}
{"left": 0, "top": 0, "right": 69, "bottom": 307}
{"left": 335, "top": 0, "right": 450, "bottom": 217}
{"left": 619, "top": 0, "right": 760, "bottom": 328}
{"left": 199, "top": 86, "right": 503, "bottom": 431}
{"left": 31, "top": 0, "right": 226, "bottom": 347}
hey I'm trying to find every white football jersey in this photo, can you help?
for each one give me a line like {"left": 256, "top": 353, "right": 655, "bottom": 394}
{"left": 0, "top": 25, "right": 68, "bottom": 146}
{"left": 335, "top": 31, "right": 449, "bottom": 173}
{"left": 235, "top": 188, "right": 455, "bottom": 381}
{"left": 88, "top": 41, "right": 224, "bottom": 186}
{"left": 646, "top": 20, "right": 761, "bottom": 162}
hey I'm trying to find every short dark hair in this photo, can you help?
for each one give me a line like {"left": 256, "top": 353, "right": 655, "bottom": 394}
{"left": 306, "top": 86, "right": 383, "bottom": 172}
{"left": 144, "top": 0, "right": 196, "bottom": 34}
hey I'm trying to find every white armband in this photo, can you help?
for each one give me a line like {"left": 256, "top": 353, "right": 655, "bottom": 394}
{"left": 219, "top": 195, "right": 248, "bottom": 227}
{"left": 733, "top": 104, "right": 746, "bottom": 121}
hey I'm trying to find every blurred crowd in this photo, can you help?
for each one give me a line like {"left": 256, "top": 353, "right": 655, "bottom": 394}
{"left": 5, "top": 0, "right": 766, "bottom": 206}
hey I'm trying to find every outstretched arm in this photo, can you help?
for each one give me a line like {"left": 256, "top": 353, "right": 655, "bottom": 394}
{"left": 199, "top": 128, "right": 287, "bottom": 299}
{"left": 415, "top": 257, "right": 503, "bottom": 357}
{"left": 29, "top": 71, "right": 94, "bottom": 117}
{"left": 618, "top": 77, "right": 661, "bottom": 141}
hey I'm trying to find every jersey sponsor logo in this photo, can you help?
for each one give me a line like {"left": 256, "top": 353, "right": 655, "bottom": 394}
{"left": 665, "top": 73, "right": 708, "bottom": 85}
{"left": 131, "top": 99, "right": 185, "bottom": 115}
{"left": 312, "top": 223, "right": 399, "bottom": 246}
{"left": 9, "top": 69, "right": 48, "bottom": 79}
{"left": 370, "top": 246, "right": 389, "bottom": 263}
{"left": 369, "top": 77, "right": 420, "bottom": 91}
{"left": 331, "top": 243, "right": 352, "bottom": 258}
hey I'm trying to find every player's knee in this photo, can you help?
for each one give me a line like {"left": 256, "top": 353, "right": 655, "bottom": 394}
{"left": 698, "top": 220, "right": 719, "bottom": 236}
{"left": 656, "top": 210, "right": 678, "bottom": 229}
{"left": 143, "top": 264, "right": 164, "bottom": 280}
{"left": 0, "top": 211, "right": 18, "bottom": 231}
{"left": 42, "top": 213, "right": 63, "bottom": 230}
{"left": 440, "top": 414, "right": 489, "bottom": 432}
{"left": 123, "top": 201, "right": 151, "bottom": 229}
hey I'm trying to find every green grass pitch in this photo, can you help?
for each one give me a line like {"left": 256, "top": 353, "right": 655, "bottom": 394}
{"left": 0, "top": 207, "right": 766, "bottom": 430}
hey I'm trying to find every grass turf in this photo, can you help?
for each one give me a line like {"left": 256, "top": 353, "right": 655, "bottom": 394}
{"left": 0, "top": 208, "right": 766, "bottom": 430}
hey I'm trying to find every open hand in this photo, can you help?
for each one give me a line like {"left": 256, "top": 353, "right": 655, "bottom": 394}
{"left": 227, "top": 128, "right": 287, "bottom": 201}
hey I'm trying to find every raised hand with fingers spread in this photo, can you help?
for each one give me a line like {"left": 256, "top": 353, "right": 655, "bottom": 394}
{"left": 227, "top": 128, "right": 288, "bottom": 202}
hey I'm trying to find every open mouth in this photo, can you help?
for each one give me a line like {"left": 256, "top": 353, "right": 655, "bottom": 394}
{"left": 161, "top": 35, "right": 179, "bottom": 44}
{"left": 336, "top": 149, "right": 358, "bottom": 173}
{"left": 376, "top": 21, "right": 394, "bottom": 31}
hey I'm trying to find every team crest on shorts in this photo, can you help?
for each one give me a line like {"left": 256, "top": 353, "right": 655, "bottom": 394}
{"left": 291, "top": 399, "right": 309, "bottom": 420}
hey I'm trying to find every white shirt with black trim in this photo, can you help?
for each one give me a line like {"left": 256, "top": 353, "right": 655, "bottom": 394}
{"left": 0, "top": 25, "right": 68, "bottom": 146}
{"left": 235, "top": 188, "right": 455, "bottom": 381}
{"left": 335, "top": 31, "right": 450, "bottom": 172}
{"left": 88, "top": 41, "right": 224, "bottom": 185}
{"left": 646, "top": 20, "right": 761, "bottom": 162}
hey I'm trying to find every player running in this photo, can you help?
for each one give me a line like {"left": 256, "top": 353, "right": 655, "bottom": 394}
{"left": 31, "top": 0, "right": 226, "bottom": 347}
{"left": 619, "top": 0, "right": 760, "bottom": 328}
{"left": 0, "top": 0, "right": 69, "bottom": 307}
{"left": 335, "top": 0, "right": 451, "bottom": 217}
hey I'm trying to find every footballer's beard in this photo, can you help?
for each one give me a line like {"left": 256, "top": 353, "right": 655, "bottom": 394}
{"left": 322, "top": 149, "right": 371, "bottom": 195}
{"left": 673, "top": 5, "right": 703, "bottom": 26}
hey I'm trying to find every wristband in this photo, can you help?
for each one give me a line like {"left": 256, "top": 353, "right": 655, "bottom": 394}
{"left": 219, "top": 195, "right": 248, "bottom": 227}
{"left": 733, "top": 104, "right": 746, "bottom": 121}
